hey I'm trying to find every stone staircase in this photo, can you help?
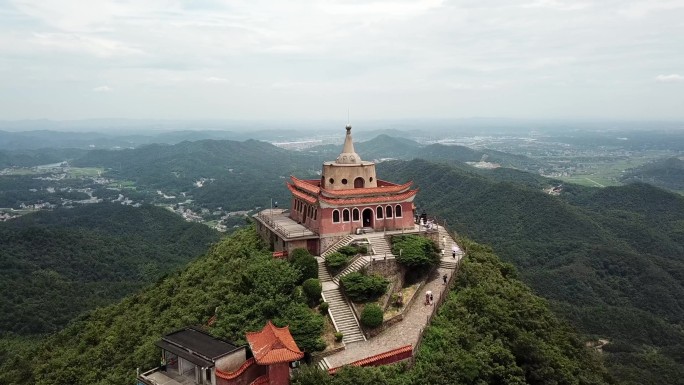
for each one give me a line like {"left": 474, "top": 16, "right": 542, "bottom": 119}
{"left": 317, "top": 357, "right": 331, "bottom": 371}
{"left": 439, "top": 259, "right": 458, "bottom": 269}
{"left": 437, "top": 226, "right": 463, "bottom": 257}
{"left": 321, "top": 235, "right": 355, "bottom": 258}
{"left": 365, "top": 233, "right": 394, "bottom": 257}
{"left": 317, "top": 257, "right": 332, "bottom": 282}
{"left": 322, "top": 288, "right": 366, "bottom": 344}
{"left": 331, "top": 256, "right": 369, "bottom": 285}
{"left": 437, "top": 226, "right": 462, "bottom": 269}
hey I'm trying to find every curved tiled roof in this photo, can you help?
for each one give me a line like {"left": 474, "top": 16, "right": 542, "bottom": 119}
{"left": 328, "top": 345, "right": 413, "bottom": 374}
{"left": 215, "top": 358, "right": 256, "bottom": 380}
{"left": 287, "top": 183, "right": 318, "bottom": 204}
{"left": 290, "top": 176, "right": 320, "bottom": 195}
{"left": 246, "top": 321, "right": 304, "bottom": 365}
{"left": 320, "top": 189, "right": 418, "bottom": 206}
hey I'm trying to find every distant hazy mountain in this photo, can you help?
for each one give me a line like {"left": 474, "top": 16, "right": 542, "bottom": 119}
{"left": 0, "top": 148, "right": 89, "bottom": 167}
{"left": 72, "top": 139, "right": 326, "bottom": 211}
{"left": 621, "top": 157, "right": 684, "bottom": 192}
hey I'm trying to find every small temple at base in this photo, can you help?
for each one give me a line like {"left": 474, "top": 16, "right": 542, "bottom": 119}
{"left": 254, "top": 125, "right": 418, "bottom": 256}
{"left": 138, "top": 321, "right": 303, "bottom": 385}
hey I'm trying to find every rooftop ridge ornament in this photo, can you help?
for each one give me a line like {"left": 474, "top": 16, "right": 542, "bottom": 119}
{"left": 336, "top": 124, "right": 361, "bottom": 164}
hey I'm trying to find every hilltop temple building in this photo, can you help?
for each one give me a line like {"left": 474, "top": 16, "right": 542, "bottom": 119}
{"left": 255, "top": 125, "right": 418, "bottom": 255}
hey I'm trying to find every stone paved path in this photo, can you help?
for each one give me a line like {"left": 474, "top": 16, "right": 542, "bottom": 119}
{"left": 324, "top": 265, "right": 456, "bottom": 368}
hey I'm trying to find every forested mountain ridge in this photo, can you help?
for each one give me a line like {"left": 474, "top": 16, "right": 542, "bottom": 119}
{"left": 0, "top": 203, "right": 220, "bottom": 336}
{"left": 379, "top": 159, "right": 684, "bottom": 384}
{"left": 308, "top": 135, "right": 543, "bottom": 171}
{"left": 620, "top": 157, "right": 684, "bottom": 192}
{"left": 0, "top": 227, "right": 611, "bottom": 385}
{"left": 72, "top": 139, "right": 325, "bottom": 211}
{"left": 0, "top": 148, "right": 88, "bottom": 168}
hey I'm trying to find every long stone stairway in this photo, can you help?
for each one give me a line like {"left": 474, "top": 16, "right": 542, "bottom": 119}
{"left": 322, "top": 288, "right": 366, "bottom": 344}
{"left": 437, "top": 226, "right": 462, "bottom": 269}
{"left": 317, "top": 257, "right": 332, "bottom": 282}
{"left": 331, "top": 256, "right": 370, "bottom": 285}
{"left": 321, "top": 235, "right": 355, "bottom": 258}
{"left": 365, "top": 233, "right": 394, "bottom": 257}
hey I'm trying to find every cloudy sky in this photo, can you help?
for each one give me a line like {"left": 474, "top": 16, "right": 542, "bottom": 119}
{"left": 0, "top": 0, "right": 683, "bottom": 121}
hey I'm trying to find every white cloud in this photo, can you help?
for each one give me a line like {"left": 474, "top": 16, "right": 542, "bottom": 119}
{"left": 30, "top": 33, "right": 144, "bottom": 57}
{"left": 1, "top": 0, "right": 684, "bottom": 120}
{"left": 93, "top": 85, "right": 112, "bottom": 92}
{"left": 204, "top": 77, "right": 230, "bottom": 84}
{"left": 655, "top": 74, "right": 684, "bottom": 83}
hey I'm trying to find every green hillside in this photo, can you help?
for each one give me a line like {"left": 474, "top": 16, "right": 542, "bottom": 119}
{"left": 0, "top": 227, "right": 609, "bottom": 385}
{"left": 0, "top": 203, "right": 220, "bottom": 336}
{"left": 0, "top": 148, "right": 88, "bottom": 168}
{"left": 620, "top": 157, "right": 684, "bottom": 192}
{"left": 73, "top": 139, "right": 325, "bottom": 211}
{"left": 379, "top": 159, "right": 684, "bottom": 384}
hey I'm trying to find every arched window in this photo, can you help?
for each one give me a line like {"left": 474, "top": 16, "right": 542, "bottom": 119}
{"left": 332, "top": 210, "right": 340, "bottom": 223}
{"left": 354, "top": 177, "right": 365, "bottom": 188}
{"left": 376, "top": 206, "right": 384, "bottom": 219}
{"left": 314, "top": 209, "right": 317, "bottom": 220}
{"left": 395, "top": 205, "right": 402, "bottom": 217}
{"left": 343, "top": 209, "right": 350, "bottom": 222}
{"left": 386, "top": 205, "right": 393, "bottom": 218}
{"left": 352, "top": 208, "right": 360, "bottom": 221}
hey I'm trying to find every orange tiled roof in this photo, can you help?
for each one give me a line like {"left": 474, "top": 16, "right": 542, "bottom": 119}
{"left": 290, "top": 176, "right": 321, "bottom": 195}
{"left": 320, "top": 189, "right": 418, "bottom": 206}
{"left": 320, "top": 181, "right": 412, "bottom": 198}
{"left": 215, "top": 358, "right": 256, "bottom": 380}
{"left": 246, "top": 321, "right": 304, "bottom": 365}
{"left": 328, "top": 345, "right": 413, "bottom": 374}
{"left": 287, "top": 184, "right": 318, "bottom": 204}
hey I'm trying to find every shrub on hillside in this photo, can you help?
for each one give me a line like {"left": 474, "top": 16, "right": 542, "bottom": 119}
{"left": 319, "top": 301, "right": 329, "bottom": 314}
{"left": 360, "top": 304, "right": 383, "bottom": 328}
{"left": 340, "top": 272, "right": 389, "bottom": 303}
{"left": 302, "top": 278, "right": 322, "bottom": 305}
{"left": 290, "top": 248, "right": 318, "bottom": 283}
{"left": 337, "top": 245, "right": 358, "bottom": 256}
{"left": 391, "top": 235, "right": 440, "bottom": 269}
{"left": 325, "top": 252, "right": 351, "bottom": 275}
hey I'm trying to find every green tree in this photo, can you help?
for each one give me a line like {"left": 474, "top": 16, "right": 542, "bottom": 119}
{"left": 302, "top": 278, "right": 322, "bottom": 306}
{"left": 360, "top": 304, "right": 383, "bottom": 328}
{"left": 391, "top": 235, "right": 440, "bottom": 269}
{"left": 340, "top": 272, "right": 389, "bottom": 303}
{"left": 290, "top": 249, "right": 319, "bottom": 283}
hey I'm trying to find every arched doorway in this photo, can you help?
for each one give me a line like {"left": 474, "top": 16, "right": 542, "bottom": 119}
{"left": 362, "top": 208, "right": 373, "bottom": 228}
{"left": 354, "top": 177, "right": 365, "bottom": 188}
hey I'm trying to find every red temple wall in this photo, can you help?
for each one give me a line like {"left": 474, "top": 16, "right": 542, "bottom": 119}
{"left": 267, "top": 363, "right": 290, "bottom": 385}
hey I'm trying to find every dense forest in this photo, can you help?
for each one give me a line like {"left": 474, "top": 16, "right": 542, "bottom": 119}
{"left": 0, "top": 227, "right": 610, "bottom": 385}
{"left": 0, "top": 203, "right": 220, "bottom": 336}
{"left": 379, "top": 159, "right": 684, "bottom": 384}
{"left": 0, "top": 227, "right": 324, "bottom": 385}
